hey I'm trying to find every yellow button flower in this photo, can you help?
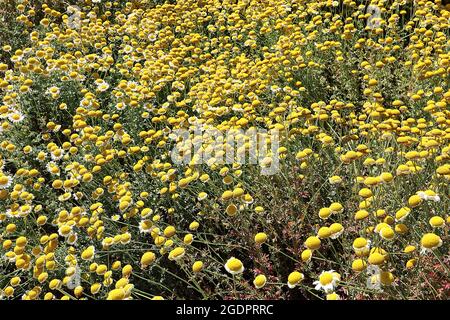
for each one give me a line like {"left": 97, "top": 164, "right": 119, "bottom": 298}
{"left": 287, "top": 271, "right": 304, "bottom": 289}
{"left": 301, "top": 249, "right": 312, "bottom": 263}
{"left": 192, "top": 261, "right": 204, "bottom": 273}
{"left": 368, "top": 252, "right": 385, "bottom": 265}
{"left": 107, "top": 288, "right": 125, "bottom": 300}
{"left": 352, "top": 259, "right": 367, "bottom": 272}
{"left": 304, "top": 236, "right": 321, "bottom": 250}
{"left": 81, "top": 246, "right": 95, "bottom": 261}
{"left": 319, "top": 207, "right": 332, "bottom": 219}
{"left": 254, "top": 232, "right": 268, "bottom": 244}
{"left": 224, "top": 257, "right": 244, "bottom": 275}
{"left": 168, "top": 247, "right": 186, "bottom": 261}
{"left": 429, "top": 216, "right": 445, "bottom": 228}
{"left": 253, "top": 274, "right": 267, "bottom": 289}
{"left": 140, "top": 251, "right": 156, "bottom": 268}
{"left": 420, "top": 233, "right": 442, "bottom": 250}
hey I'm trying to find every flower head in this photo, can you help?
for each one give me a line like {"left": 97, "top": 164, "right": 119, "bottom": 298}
{"left": 253, "top": 274, "right": 267, "bottom": 289}
{"left": 287, "top": 271, "right": 304, "bottom": 289}
{"left": 224, "top": 257, "right": 244, "bottom": 275}
{"left": 313, "top": 270, "right": 340, "bottom": 293}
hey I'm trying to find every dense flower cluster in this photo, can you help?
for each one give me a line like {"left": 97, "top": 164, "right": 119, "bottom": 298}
{"left": 0, "top": 0, "right": 448, "bottom": 300}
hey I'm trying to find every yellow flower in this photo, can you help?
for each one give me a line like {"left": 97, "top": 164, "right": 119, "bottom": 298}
{"left": 329, "top": 223, "right": 344, "bottom": 239}
{"left": 355, "top": 209, "right": 369, "bottom": 220}
{"left": 10, "top": 276, "right": 21, "bottom": 287}
{"left": 107, "top": 288, "right": 126, "bottom": 300}
{"left": 406, "top": 259, "right": 416, "bottom": 269}
{"left": 353, "top": 237, "right": 369, "bottom": 253}
{"left": 254, "top": 232, "right": 268, "bottom": 244}
{"left": 403, "top": 245, "right": 416, "bottom": 253}
{"left": 221, "top": 190, "right": 233, "bottom": 200}
{"left": 192, "top": 261, "right": 204, "bottom": 273}
{"left": 184, "top": 234, "right": 194, "bottom": 245}
{"left": 163, "top": 225, "right": 176, "bottom": 237}
{"left": 140, "top": 251, "right": 156, "bottom": 268}
{"left": 168, "top": 247, "right": 186, "bottom": 261}
{"left": 319, "top": 207, "right": 332, "bottom": 219}
{"left": 395, "top": 207, "right": 411, "bottom": 222}
{"left": 317, "top": 226, "right": 332, "bottom": 239}
{"left": 314, "top": 271, "right": 340, "bottom": 293}
{"left": 226, "top": 204, "right": 238, "bottom": 216}
{"left": 326, "top": 292, "right": 340, "bottom": 300}
{"left": 363, "top": 176, "right": 379, "bottom": 186}
{"left": 42, "top": 292, "right": 53, "bottom": 300}
{"left": 122, "top": 265, "right": 133, "bottom": 278}
{"left": 189, "top": 221, "right": 200, "bottom": 230}
{"left": 429, "top": 216, "right": 445, "bottom": 228}
{"left": 379, "top": 271, "right": 394, "bottom": 286}
{"left": 81, "top": 246, "right": 95, "bottom": 260}
{"left": 408, "top": 195, "right": 422, "bottom": 207}
{"left": 74, "top": 286, "right": 84, "bottom": 298}
{"left": 379, "top": 226, "right": 395, "bottom": 241}
{"left": 287, "top": 271, "right": 304, "bottom": 288}
{"left": 253, "top": 274, "right": 267, "bottom": 289}
{"left": 420, "top": 233, "right": 442, "bottom": 250}
{"left": 197, "top": 192, "right": 208, "bottom": 201}
{"left": 352, "top": 259, "right": 367, "bottom": 272}
{"left": 301, "top": 249, "right": 313, "bottom": 263}
{"left": 224, "top": 257, "right": 244, "bottom": 275}
{"left": 49, "top": 279, "right": 61, "bottom": 290}
{"left": 254, "top": 206, "right": 265, "bottom": 214}
{"left": 329, "top": 176, "right": 343, "bottom": 184}
{"left": 329, "top": 202, "right": 343, "bottom": 214}
{"left": 368, "top": 251, "right": 386, "bottom": 265}
{"left": 304, "top": 236, "right": 321, "bottom": 250}
{"left": 379, "top": 172, "right": 393, "bottom": 183}
{"left": 358, "top": 188, "right": 373, "bottom": 198}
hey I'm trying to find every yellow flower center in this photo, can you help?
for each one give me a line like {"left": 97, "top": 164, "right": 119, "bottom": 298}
{"left": 380, "top": 227, "right": 394, "bottom": 239}
{"left": 429, "top": 216, "right": 444, "bottom": 227}
{"left": 254, "top": 275, "right": 266, "bottom": 287}
{"left": 421, "top": 233, "right": 441, "bottom": 249}
{"left": 227, "top": 258, "right": 243, "bottom": 272}
{"left": 171, "top": 247, "right": 185, "bottom": 258}
{"left": 368, "top": 252, "right": 385, "bottom": 265}
{"left": 288, "top": 271, "right": 303, "bottom": 285}
{"left": 0, "top": 176, "right": 9, "bottom": 185}
{"left": 305, "top": 236, "right": 321, "bottom": 250}
{"left": 353, "top": 237, "right": 367, "bottom": 249}
{"left": 319, "top": 273, "right": 333, "bottom": 285}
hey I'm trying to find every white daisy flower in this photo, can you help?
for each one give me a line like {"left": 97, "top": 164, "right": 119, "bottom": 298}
{"left": 313, "top": 270, "right": 341, "bottom": 293}
{"left": 8, "top": 110, "right": 25, "bottom": 123}
{"left": 0, "top": 174, "right": 13, "bottom": 189}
